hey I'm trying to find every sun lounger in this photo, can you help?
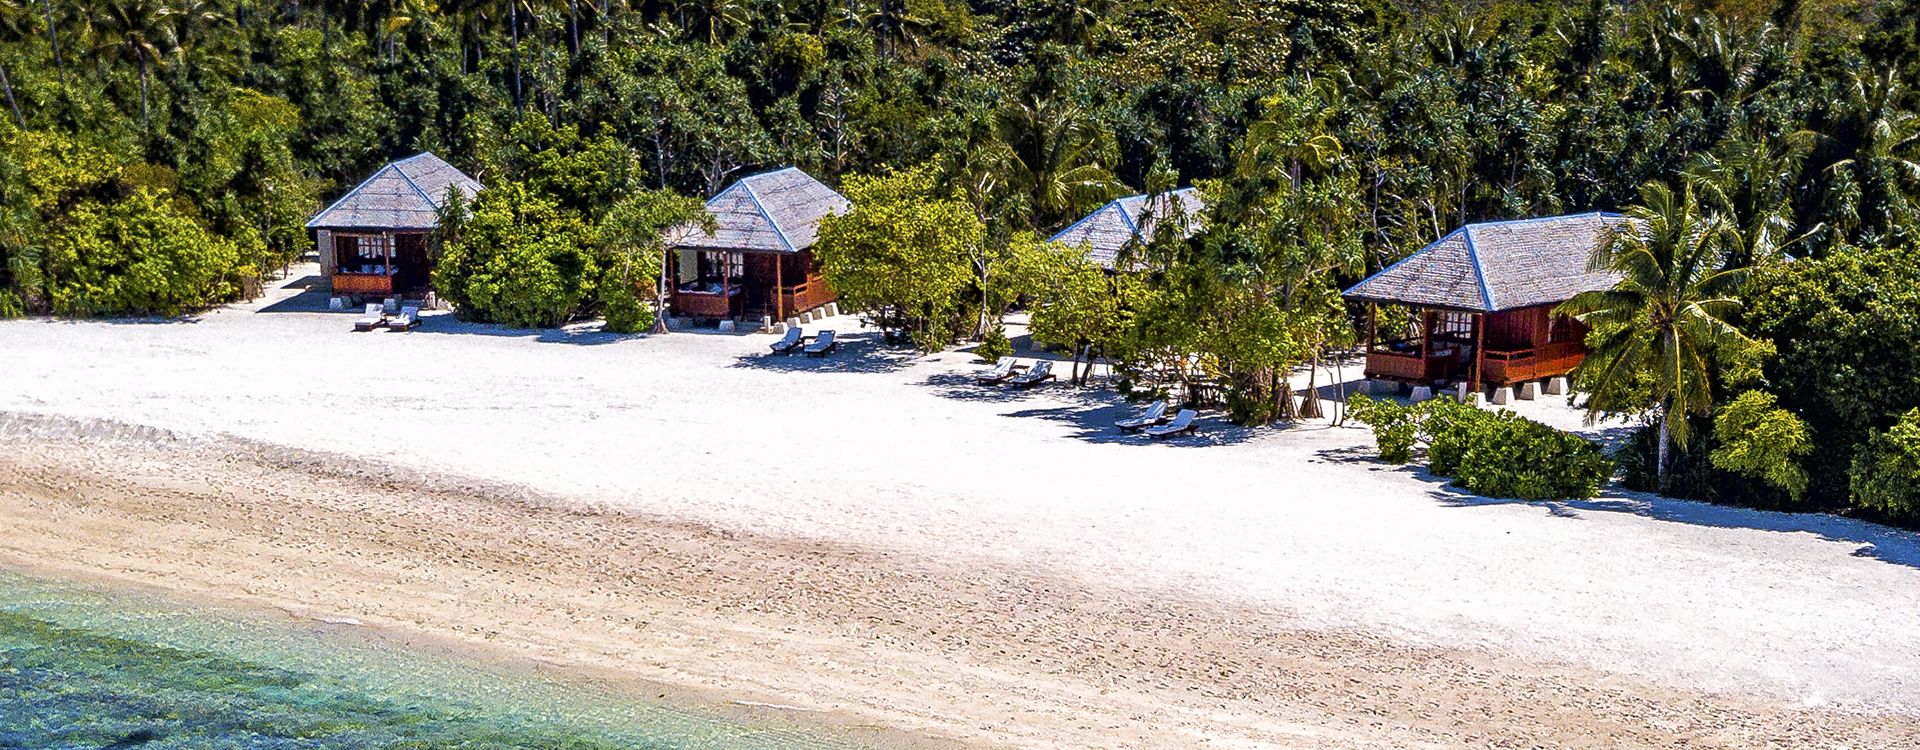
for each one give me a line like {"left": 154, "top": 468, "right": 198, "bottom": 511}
{"left": 770, "top": 327, "right": 804, "bottom": 355}
{"left": 974, "top": 359, "right": 1025, "bottom": 384}
{"left": 1115, "top": 401, "right": 1170, "bottom": 432}
{"left": 803, "top": 329, "right": 837, "bottom": 357}
{"left": 1144, "top": 409, "right": 1198, "bottom": 439}
{"left": 386, "top": 306, "right": 419, "bottom": 331}
{"left": 353, "top": 303, "right": 386, "bottom": 332}
{"left": 1008, "top": 359, "right": 1054, "bottom": 388}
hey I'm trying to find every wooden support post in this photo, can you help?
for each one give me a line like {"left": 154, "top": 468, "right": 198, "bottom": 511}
{"left": 1472, "top": 313, "right": 1485, "bottom": 395}
{"left": 1419, "top": 309, "right": 1431, "bottom": 382}
{"left": 774, "top": 252, "right": 785, "bottom": 322}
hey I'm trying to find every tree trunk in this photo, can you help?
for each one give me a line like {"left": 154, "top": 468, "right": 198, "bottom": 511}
{"left": 1298, "top": 354, "right": 1323, "bottom": 418}
{"left": 1657, "top": 408, "right": 1672, "bottom": 495}
{"left": 568, "top": 0, "right": 580, "bottom": 53}
{"left": 136, "top": 48, "right": 150, "bottom": 132}
{"left": 510, "top": 0, "right": 523, "bottom": 105}
{"left": 43, "top": 0, "right": 65, "bottom": 87}
{"left": 0, "top": 62, "right": 23, "bottom": 128}
{"left": 652, "top": 251, "right": 673, "bottom": 334}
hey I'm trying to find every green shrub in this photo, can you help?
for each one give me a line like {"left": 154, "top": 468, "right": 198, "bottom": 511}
{"left": 1850, "top": 409, "right": 1920, "bottom": 518}
{"left": 1348, "top": 394, "right": 1614, "bottom": 500}
{"left": 599, "top": 283, "right": 651, "bottom": 334}
{"left": 0, "top": 289, "right": 22, "bottom": 318}
{"left": 976, "top": 327, "right": 1012, "bottom": 363}
{"left": 1452, "top": 410, "right": 1614, "bottom": 500}
{"left": 1347, "top": 395, "right": 1418, "bottom": 463}
{"left": 435, "top": 183, "right": 599, "bottom": 328}
{"left": 43, "top": 190, "right": 252, "bottom": 317}
{"left": 1710, "top": 391, "right": 1813, "bottom": 501}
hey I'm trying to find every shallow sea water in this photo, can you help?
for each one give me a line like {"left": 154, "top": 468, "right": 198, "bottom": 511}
{"left": 0, "top": 566, "right": 877, "bottom": 750}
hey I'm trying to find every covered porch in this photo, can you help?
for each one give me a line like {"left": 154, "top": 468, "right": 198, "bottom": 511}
{"left": 325, "top": 230, "right": 433, "bottom": 299}
{"left": 1364, "top": 304, "right": 1588, "bottom": 390}
{"left": 668, "top": 247, "right": 834, "bottom": 321}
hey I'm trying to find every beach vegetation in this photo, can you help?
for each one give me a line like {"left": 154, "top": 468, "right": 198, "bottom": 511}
{"left": 1348, "top": 395, "right": 1614, "bottom": 500}
{"left": 815, "top": 167, "right": 984, "bottom": 351}
{"left": 975, "top": 326, "right": 1012, "bottom": 363}
{"left": 435, "top": 183, "right": 600, "bottom": 328}
{"left": 1850, "top": 409, "right": 1920, "bottom": 518}
{"left": 1557, "top": 182, "right": 1751, "bottom": 493}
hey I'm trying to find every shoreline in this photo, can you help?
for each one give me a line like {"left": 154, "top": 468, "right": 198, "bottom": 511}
{"left": 6, "top": 421, "right": 1918, "bottom": 748}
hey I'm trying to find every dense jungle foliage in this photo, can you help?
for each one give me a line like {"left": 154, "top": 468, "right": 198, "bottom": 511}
{"left": 0, "top": 0, "right": 1917, "bottom": 520}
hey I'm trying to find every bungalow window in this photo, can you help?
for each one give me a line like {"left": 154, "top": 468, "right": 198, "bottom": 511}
{"left": 1432, "top": 312, "right": 1473, "bottom": 339}
{"left": 1548, "top": 315, "right": 1577, "bottom": 343}
{"left": 337, "top": 233, "right": 395, "bottom": 275}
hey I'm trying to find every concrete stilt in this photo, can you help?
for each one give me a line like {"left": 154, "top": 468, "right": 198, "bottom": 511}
{"left": 1518, "top": 381, "right": 1539, "bottom": 400}
{"left": 1545, "top": 376, "right": 1570, "bottom": 395}
{"left": 718, "top": 319, "right": 736, "bottom": 333}
{"left": 1409, "top": 386, "right": 1433, "bottom": 402}
{"left": 1491, "top": 386, "right": 1514, "bottom": 405}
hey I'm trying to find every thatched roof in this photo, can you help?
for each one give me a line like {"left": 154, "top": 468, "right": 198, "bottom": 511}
{"left": 306, "top": 153, "right": 481, "bottom": 231}
{"left": 1048, "top": 188, "right": 1207, "bottom": 269}
{"left": 1343, "top": 212, "right": 1637, "bottom": 312}
{"left": 667, "top": 167, "right": 850, "bottom": 254}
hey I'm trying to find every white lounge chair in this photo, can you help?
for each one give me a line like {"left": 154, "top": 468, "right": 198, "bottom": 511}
{"left": 975, "top": 358, "right": 1023, "bottom": 384}
{"left": 1008, "top": 359, "right": 1054, "bottom": 388}
{"left": 1144, "top": 409, "right": 1198, "bottom": 439}
{"left": 386, "top": 306, "right": 419, "bottom": 331}
{"left": 1116, "top": 401, "right": 1170, "bottom": 432}
{"left": 353, "top": 303, "right": 385, "bottom": 332}
{"left": 803, "top": 329, "right": 837, "bottom": 357}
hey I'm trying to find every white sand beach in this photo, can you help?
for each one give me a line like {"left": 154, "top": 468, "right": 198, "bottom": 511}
{"left": 4, "top": 265, "right": 1920, "bottom": 748}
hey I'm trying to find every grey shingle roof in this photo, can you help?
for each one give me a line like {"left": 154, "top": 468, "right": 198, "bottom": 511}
{"left": 1048, "top": 188, "right": 1207, "bottom": 269}
{"left": 306, "top": 153, "right": 482, "bottom": 231}
{"left": 667, "top": 167, "right": 851, "bottom": 254}
{"left": 1343, "top": 212, "right": 1637, "bottom": 312}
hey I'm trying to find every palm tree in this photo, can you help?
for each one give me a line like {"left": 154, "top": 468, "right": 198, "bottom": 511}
{"left": 1819, "top": 69, "right": 1920, "bottom": 245}
{"left": 1557, "top": 182, "right": 1751, "bottom": 493}
{"left": 94, "top": 0, "right": 173, "bottom": 132}
{"left": 0, "top": 0, "right": 32, "bottom": 126}
{"left": 1685, "top": 127, "right": 1812, "bottom": 266}
{"left": 993, "top": 96, "right": 1123, "bottom": 231}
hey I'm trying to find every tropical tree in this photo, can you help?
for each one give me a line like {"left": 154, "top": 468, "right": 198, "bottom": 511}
{"left": 596, "top": 189, "right": 709, "bottom": 334}
{"left": 994, "top": 95, "right": 1123, "bottom": 231}
{"left": 1557, "top": 182, "right": 1752, "bottom": 492}
{"left": 93, "top": 0, "right": 173, "bottom": 131}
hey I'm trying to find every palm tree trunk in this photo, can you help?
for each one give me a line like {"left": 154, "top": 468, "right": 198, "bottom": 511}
{"left": 136, "top": 48, "right": 150, "bottom": 132}
{"left": 1657, "top": 407, "right": 1672, "bottom": 494}
{"left": 510, "top": 0, "right": 523, "bottom": 105}
{"left": 42, "top": 0, "right": 65, "bottom": 86}
{"left": 0, "top": 62, "right": 23, "bottom": 128}
{"left": 568, "top": 0, "right": 580, "bottom": 52}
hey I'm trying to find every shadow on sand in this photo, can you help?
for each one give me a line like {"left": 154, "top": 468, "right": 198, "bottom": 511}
{"left": 1324, "top": 446, "right": 1920, "bottom": 571}
{"left": 923, "top": 367, "right": 1259, "bottom": 447}
{"left": 729, "top": 330, "right": 920, "bottom": 374}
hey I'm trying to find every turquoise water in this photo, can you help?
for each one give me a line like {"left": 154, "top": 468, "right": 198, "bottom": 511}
{"left": 0, "top": 568, "right": 879, "bottom": 750}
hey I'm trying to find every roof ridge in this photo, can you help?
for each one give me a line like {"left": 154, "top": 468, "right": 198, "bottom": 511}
{"left": 738, "top": 179, "right": 797, "bottom": 253}
{"left": 1116, "top": 196, "right": 1144, "bottom": 236}
{"left": 1463, "top": 211, "right": 1624, "bottom": 229}
{"left": 1345, "top": 227, "right": 1465, "bottom": 296}
{"left": 305, "top": 164, "right": 396, "bottom": 229}
{"left": 390, "top": 160, "right": 440, "bottom": 209}
{"left": 1461, "top": 226, "right": 1497, "bottom": 312}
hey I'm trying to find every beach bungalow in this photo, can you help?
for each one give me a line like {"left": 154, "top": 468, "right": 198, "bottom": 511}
{"left": 1342, "top": 212, "right": 1636, "bottom": 394}
{"left": 1049, "top": 187, "right": 1207, "bottom": 270}
{"left": 664, "top": 167, "right": 849, "bottom": 321}
{"left": 306, "top": 153, "right": 482, "bottom": 300}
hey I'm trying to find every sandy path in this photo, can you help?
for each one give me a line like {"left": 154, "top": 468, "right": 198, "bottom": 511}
{"left": 5, "top": 433, "right": 1916, "bottom": 749}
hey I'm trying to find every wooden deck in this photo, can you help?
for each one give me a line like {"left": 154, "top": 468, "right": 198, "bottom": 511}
{"left": 332, "top": 273, "right": 394, "bottom": 295}
{"left": 671, "top": 288, "right": 737, "bottom": 318}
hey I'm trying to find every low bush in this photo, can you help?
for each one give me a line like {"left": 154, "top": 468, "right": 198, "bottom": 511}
{"left": 599, "top": 283, "right": 651, "bottom": 334}
{"left": 1851, "top": 409, "right": 1920, "bottom": 518}
{"left": 43, "top": 190, "right": 254, "bottom": 317}
{"left": 1348, "top": 394, "right": 1614, "bottom": 500}
{"left": 976, "top": 327, "right": 1012, "bottom": 363}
